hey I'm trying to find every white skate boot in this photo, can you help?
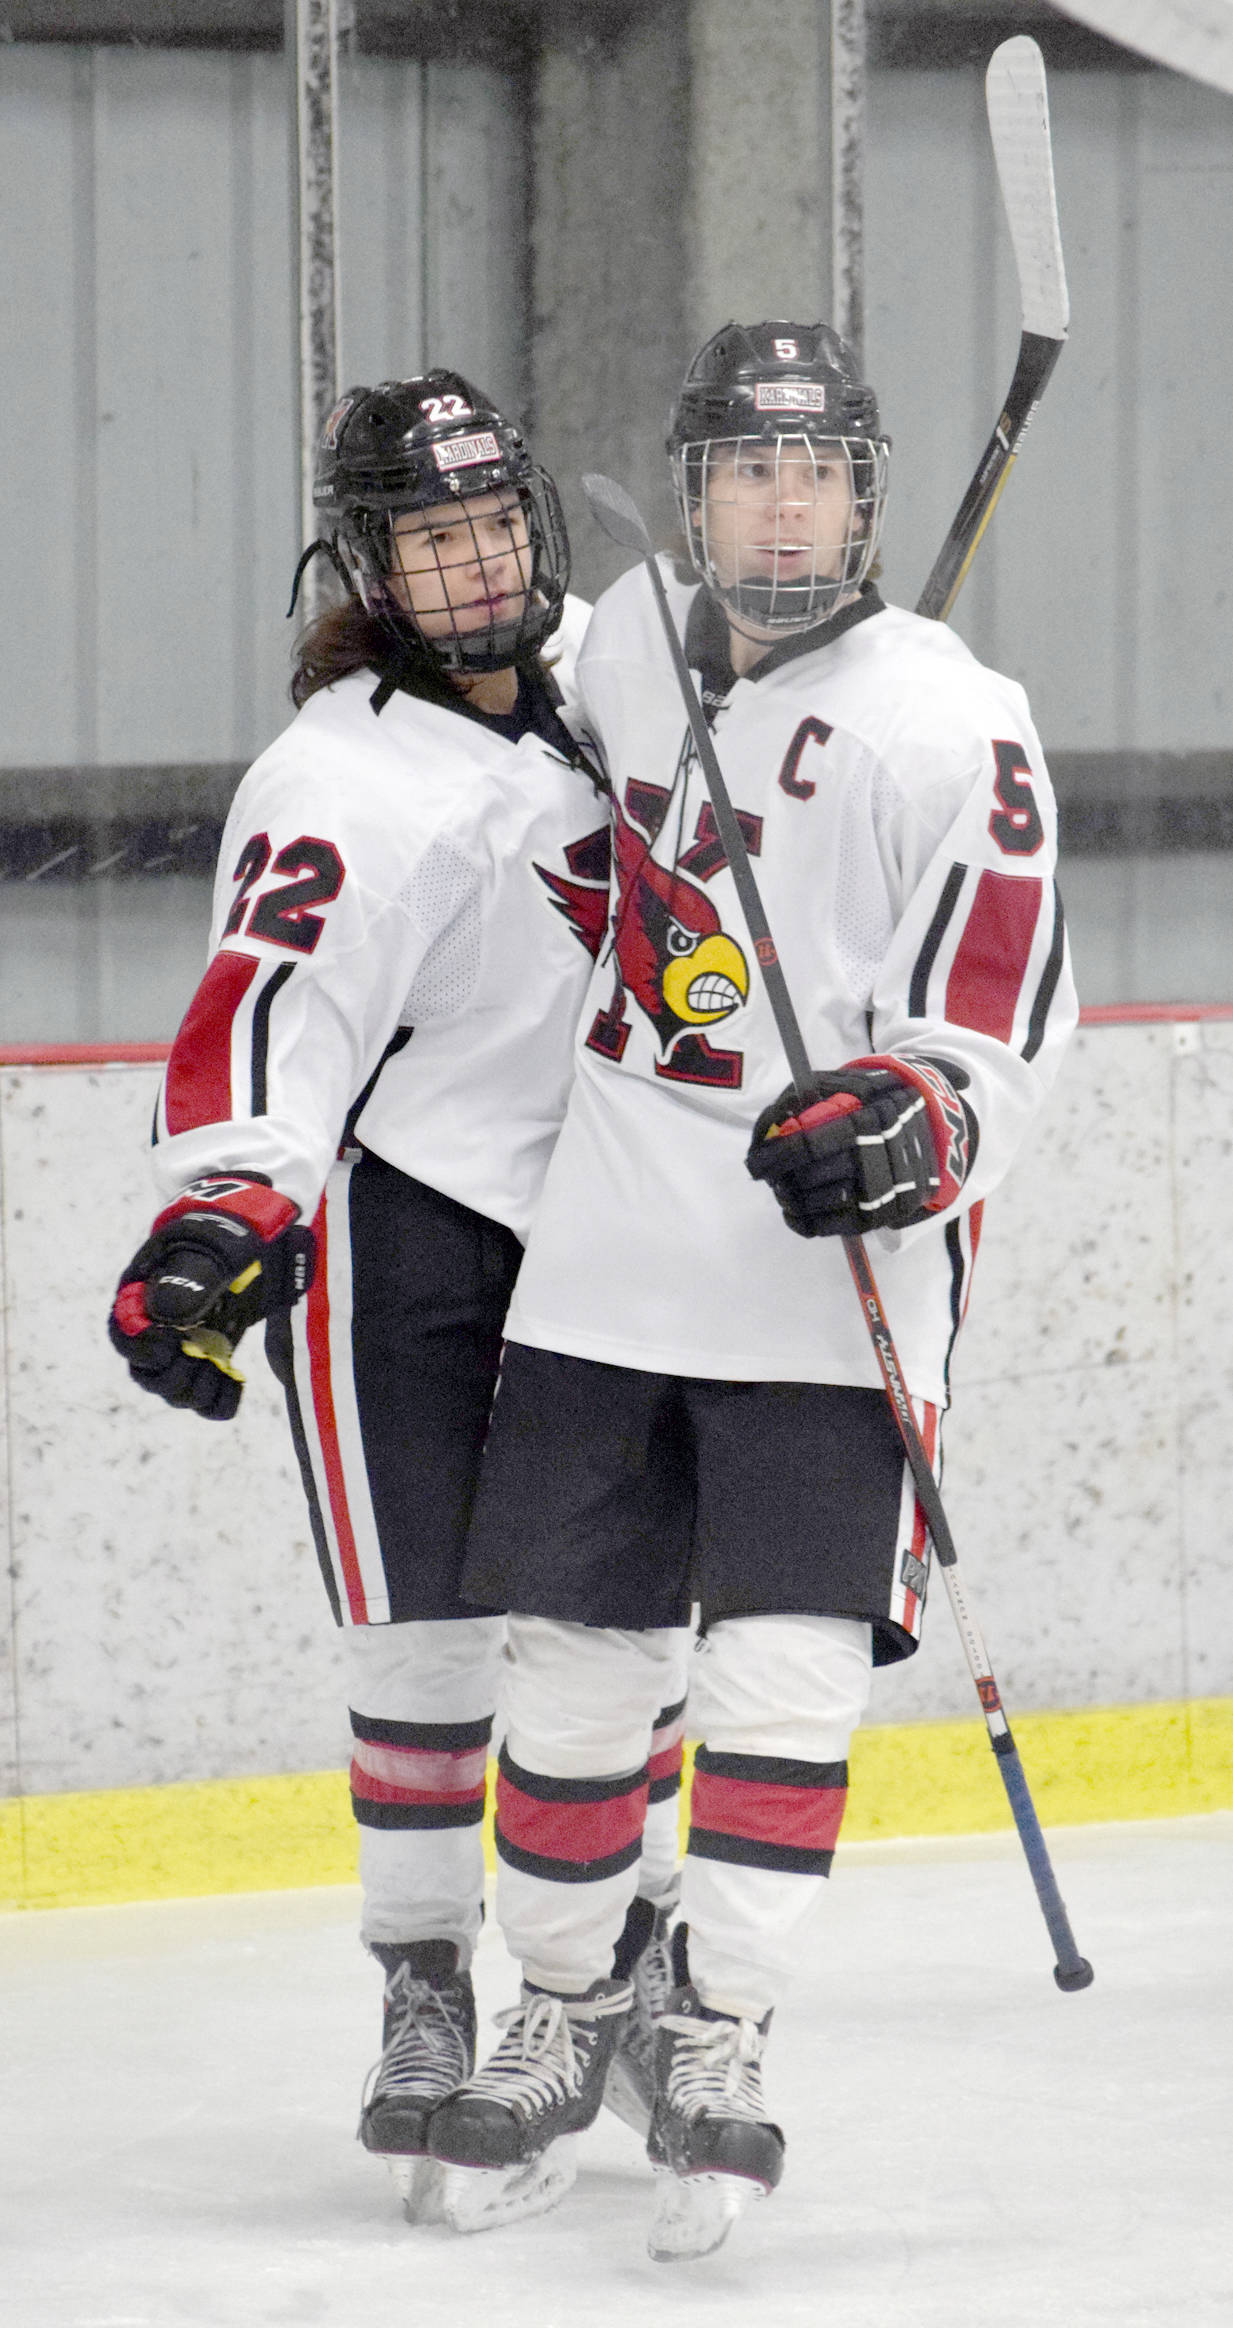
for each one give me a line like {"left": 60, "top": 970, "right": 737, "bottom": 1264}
{"left": 427, "top": 1976, "right": 632, "bottom": 2233}
{"left": 647, "top": 1983, "right": 784, "bottom": 2262}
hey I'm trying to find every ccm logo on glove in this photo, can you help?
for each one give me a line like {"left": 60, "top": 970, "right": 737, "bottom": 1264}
{"left": 108, "top": 1172, "right": 317, "bottom": 1420}
{"left": 745, "top": 1055, "right": 976, "bottom": 1240}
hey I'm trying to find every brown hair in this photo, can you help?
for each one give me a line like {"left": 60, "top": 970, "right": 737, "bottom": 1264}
{"left": 290, "top": 599, "right": 466, "bottom": 711}
{"left": 290, "top": 594, "right": 562, "bottom": 716}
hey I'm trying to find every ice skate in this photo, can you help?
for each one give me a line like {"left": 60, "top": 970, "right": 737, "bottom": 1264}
{"left": 646, "top": 1984, "right": 784, "bottom": 2262}
{"left": 358, "top": 1940, "right": 477, "bottom": 2223}
{"left": 604, "top": 1894, "right": 685, "bottom": 2138}
{"left": 428, "top": 1976, "right": 632, "bottom": 2233}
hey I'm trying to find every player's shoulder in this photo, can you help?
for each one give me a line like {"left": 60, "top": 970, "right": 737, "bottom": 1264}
{"left": 222, "top": 673, "right": 495, "bottom": 880}
{"left": 807, "top": 599, "right": 1035, "bottom": 763}
{"left": 581, "top": 555, "right": 696, "bottom": 663}
{"left": 540, "top": 590, "right": 593, "bottom": 724}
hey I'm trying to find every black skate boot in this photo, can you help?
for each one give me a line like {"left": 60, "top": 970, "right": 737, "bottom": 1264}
{"left": 647, "top": 1983, "right": 785, "bottom": 2262}
{"left": 358, "top": 1940, "right": 477, "bottom": 2222}
{"left": 427, "top": 1976, "right": 632, "bottom": 2233}
{"left": 604, "top": 1892, "right": 685, "bottom": 2138}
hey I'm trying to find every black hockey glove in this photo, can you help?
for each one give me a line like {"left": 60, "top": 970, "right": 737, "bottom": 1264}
{"left": 108, "top": 1174, "right": 316, "bottom": 1420}
{"left": 745, "top": 1055, "right": 976, "bottom": 1240}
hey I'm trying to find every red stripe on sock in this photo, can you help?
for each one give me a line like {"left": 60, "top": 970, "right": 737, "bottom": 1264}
{"left": 496, "top": 1770, "right": 649, "bottom": 1867}
{"left": 649, "top": 1739, "right": 684, "bottom": 1788}
{"left": 689, "top": 1768, "right": 848, "bottom": 1855}
{"left": 350, "top": 1760, "right": 487, "bottom": 1810}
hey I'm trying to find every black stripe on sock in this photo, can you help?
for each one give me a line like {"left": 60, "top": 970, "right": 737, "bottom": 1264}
{"left": 694, "top": 1747, "right": 848, "bottom": 1790}
{"left": 688, "top": 1827, "right": 835, "bottom": 1878}
{"left": 351, "top": 1796, "right": 485, "bottom": 1832}
{"left": 498, "top": 1744, "right": 648, "bottom": 1804}
{"left": 495, "top": 1830, "right": 643, "bottom": 1885}
{"left": 350, "top": 1710, "right": 493, "bottom": 1752}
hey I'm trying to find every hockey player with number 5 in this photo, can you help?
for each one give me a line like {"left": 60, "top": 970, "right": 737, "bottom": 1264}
{"left": 425, "top": 322, "right": 1078, "bottom": 2257}
{"left": 106, "top": 373, "right": 687, "bottom": 2218}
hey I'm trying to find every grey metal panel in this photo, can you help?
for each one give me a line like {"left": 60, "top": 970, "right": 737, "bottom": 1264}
{"left": 0, "top": 42, "right": 528, "bottom": 777}
{"left": 423, "top": 62, "right": 528, "bottom": 414}
{"left": 0, "top": 47, "right": 81, "bottom": 764}
{"left": 337, "top": 54, "right": 428, "bottom": 385}
{"left": 866, "top": 63, "right": 1232, "bottom": 752}
{"left": 339, "top": 57, "right": 528, "bottom": 414}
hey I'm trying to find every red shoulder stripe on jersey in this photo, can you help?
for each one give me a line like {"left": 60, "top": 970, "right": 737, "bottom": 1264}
{"left": 944, "top": 871, "right": 1043, "bottom": 1044}
{"left": 163, "top": 950, "right": 259, "bottom": 1134}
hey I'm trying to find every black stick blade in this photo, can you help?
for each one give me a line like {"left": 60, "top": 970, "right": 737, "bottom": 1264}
{"left": 581, "top": 471, "right": 654, "bottom": 557}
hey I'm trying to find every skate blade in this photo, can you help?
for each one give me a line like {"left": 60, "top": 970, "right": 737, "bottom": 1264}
{"left": 648, "top": 2166, "right": 761, "bottom": 2262}
{"left": 602, "top": 2053, "right": 652, "bottom": 2140}
{"left": 385, "top": 2153, "right": 448, "bottom": 2227}
{"left": 441, "top": 2135, "right": 578, "bottom": 2234}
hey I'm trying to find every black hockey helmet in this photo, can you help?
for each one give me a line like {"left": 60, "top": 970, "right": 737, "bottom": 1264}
{"left": 309, "top": 371, "right": 570, "bottom": 671}
{"left": 667, "top": 321, "right": 890, "bottom": 633}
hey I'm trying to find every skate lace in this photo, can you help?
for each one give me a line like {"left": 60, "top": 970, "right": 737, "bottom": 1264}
{"left": 363, "top": 1963, "right": 472, "bottom": 2106}
{"left": 466, "top": 1988, "right": 630, "bottom": 2121}
{"left": 623, "top": 1922, "right": 677, "bottom": 2070}
{"left": 657, "top": 2009, "right": 768, "bottom": 2125}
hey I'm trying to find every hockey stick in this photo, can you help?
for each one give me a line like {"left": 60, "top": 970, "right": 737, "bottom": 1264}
{"left": 1052, "top": 0, "right": 1233, "bottom": 94}
{"left": 581, "top": 468, "right": 1093, "bottom": 1992}
{"left": 915, "top": 36, "right": 1069, "bottom": 621}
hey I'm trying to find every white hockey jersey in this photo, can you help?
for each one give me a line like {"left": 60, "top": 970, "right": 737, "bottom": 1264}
{"left": 151, "top": 599, "right": 609, "bottom": 1239}
{"left": 504, "top": 563, "right": 1078, "bottom": 1401}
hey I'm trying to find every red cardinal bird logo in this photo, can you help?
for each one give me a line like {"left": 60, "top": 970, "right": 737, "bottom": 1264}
{"left": 597, "top": 788, "right": 749, "bottom": 1058}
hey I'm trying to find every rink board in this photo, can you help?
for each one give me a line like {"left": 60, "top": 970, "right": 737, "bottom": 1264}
{"left": 2, "top": 1696, "right": 1231, "bottom": 1912}
{"left": 2, "top": 1021, "right": 1233, "bottom": 1907}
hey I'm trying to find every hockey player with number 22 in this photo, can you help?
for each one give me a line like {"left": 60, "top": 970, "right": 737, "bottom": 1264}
{"left": 425, "top": 322, "right": 1079, "bottom": 2258}
{"left": 106, "top": 374, "right": 688, "bottom": 2221}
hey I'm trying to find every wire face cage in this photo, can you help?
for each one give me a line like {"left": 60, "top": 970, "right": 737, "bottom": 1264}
{"left": 339, "top": 468, "right": 570, "bottom": 673}
{"left": 672, "top": 431, "right": 890, "bottom": 634}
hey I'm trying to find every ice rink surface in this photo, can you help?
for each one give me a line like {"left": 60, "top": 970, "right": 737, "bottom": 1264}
{"left": 2, "top": 1815, "right": 1229, "bottom": 2328}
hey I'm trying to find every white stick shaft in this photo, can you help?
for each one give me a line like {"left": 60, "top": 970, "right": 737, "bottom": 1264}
{"left": 986, "top": 36, "right": 1069, "bottom": 340}
{"left": 1052, "top": 0, "right": 1233, "bottom": 95}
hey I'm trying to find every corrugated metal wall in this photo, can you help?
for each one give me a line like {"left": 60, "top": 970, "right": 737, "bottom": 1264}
{"left": 866, "top": 64, "right": 1231, "bottom": 753}
{"left": 0, "top": 42, "right": 527, "bottom": 771}
{"left": 0, "top": 40, "right": 1229, "bottom": 1035}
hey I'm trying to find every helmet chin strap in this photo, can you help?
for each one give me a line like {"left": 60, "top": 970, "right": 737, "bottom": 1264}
{"left": 720, "top": 569, "right": 849, "bottom": 634}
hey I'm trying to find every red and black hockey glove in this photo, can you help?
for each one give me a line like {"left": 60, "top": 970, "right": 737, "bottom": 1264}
{"left": 745, "top": 1055, "right": 976, "bottom": 1240}
{"left": 108, "top": 1174, "right": 317, "bottom": 1420}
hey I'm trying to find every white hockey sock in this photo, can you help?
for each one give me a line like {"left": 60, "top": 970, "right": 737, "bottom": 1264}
{"left": 344, "top": 1617, "right": 504, "bottom": 1962}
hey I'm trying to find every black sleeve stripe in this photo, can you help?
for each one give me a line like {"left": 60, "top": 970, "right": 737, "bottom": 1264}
{"left": 1021, "top": 884, "right": 1067, "bottom": 1063}
{"left": 250, "top": 960, "right": 296, "bottom": 1117}
{"left": 942, "top": 1216, "right": 966, "bottom": 1401}
{"left": 908, "top": 861, "right": 966, "bottom": 1017}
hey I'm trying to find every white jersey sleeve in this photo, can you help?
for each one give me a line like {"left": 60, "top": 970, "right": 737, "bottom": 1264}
{"left": 151, "top": 670, "right": 609, "bottom": 1234}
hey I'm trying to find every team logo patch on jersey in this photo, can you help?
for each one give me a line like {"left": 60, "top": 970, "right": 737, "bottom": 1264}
{"left": 432, "top": 430, "right": 502, "bottom": 471}
{"left": 534, "top": 827, "right": 611, "bottom": 960}
{"left": 754, "top": 381, "right": 827, "bottom": 413}
{"left": 584, "top": 781, "right": 751, "bottom": 1086}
